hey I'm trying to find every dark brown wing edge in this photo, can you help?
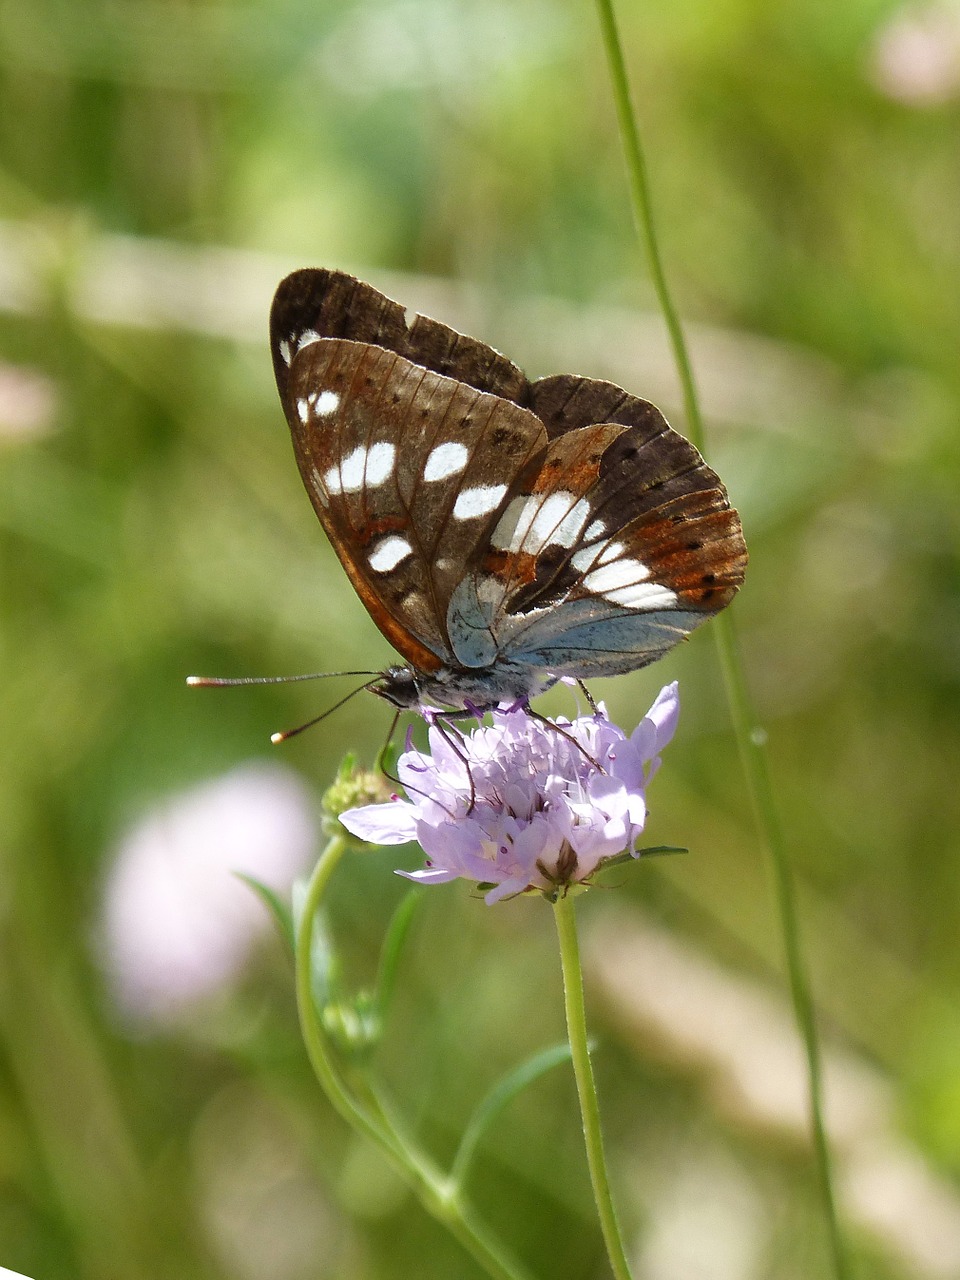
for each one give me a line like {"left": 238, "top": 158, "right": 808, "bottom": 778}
{"left": 270, "top": 268, "right": 530, "bottom": 418}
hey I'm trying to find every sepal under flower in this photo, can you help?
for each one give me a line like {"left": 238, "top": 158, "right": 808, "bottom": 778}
{"left": 322, "top": 753, "right": 394, "bottom": 840}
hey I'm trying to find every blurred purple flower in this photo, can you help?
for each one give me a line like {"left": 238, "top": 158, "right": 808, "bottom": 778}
{"left": 340, "top": 683, "right": 679, "bottom": 904}
{"left": 102, "top": 762, "right": 317, "bottom": 1025}
{"left": 869, "top": 1, "right": 960, "bottom": 105}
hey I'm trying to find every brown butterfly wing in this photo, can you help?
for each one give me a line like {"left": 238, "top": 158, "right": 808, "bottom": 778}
{"left": 281, "top": 335, "right": 546, "bottom": 671}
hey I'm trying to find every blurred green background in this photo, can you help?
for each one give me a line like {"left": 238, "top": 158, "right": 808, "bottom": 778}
{"left": 2, "top": 0, "right": 959, "bottom": 1276}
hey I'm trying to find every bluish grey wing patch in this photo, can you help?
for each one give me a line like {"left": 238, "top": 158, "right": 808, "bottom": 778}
{"left": 496, "top": 598, "right": 708, "bottom": 678}
{"left": 448, "top": 572, "right": 707, "bottom": 677}
{"left": 447, "top": 576, "right": 502, "bottom": 668}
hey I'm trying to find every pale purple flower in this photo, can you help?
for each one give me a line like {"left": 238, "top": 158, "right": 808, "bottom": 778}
{"left": 340, "top": 683, "right": 679, "bottom": 904}
{"left": 869, "top": 1, "right": 960, "bottom": 105}
{"left": 101, "top": 762, "right": 317, "bottom": 1024}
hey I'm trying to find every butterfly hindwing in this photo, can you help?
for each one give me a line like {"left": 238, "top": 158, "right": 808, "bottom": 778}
{"left": 447, "top": 381, "right": 746, "bottom": 677}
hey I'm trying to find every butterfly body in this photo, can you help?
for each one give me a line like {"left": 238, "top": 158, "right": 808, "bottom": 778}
{"left": 270, "top": 270, "right": 747, "bottom": 710}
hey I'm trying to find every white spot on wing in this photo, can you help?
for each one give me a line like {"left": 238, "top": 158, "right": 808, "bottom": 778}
{"left": 315, "top": 390, "right": 340, "bottom": 417}
{"left": 572, "top": 538, "right": 624, "bottom": 573}
{"left": 296, "top": 398, "right": 310, "bottom": 423}
{"left": 583, "top": 559, "right": 651, "bottom": 595}
{"left": 597, "top": 540, "right": 625, "bottom": 565}
{"left": 424, "top": 441, "right": 469, "bottom": 482}
{"left": 279, "top": 339, "right": 292, "bottom": 366}
{"left": 369, "top": 536, "right": 413, "bottom": 573}
{"left": 364, "top": 441, "right": 395, "bottom": 486}
{"left": 453, "top": 484, "right": 508, "bottom": 520}
{"left": 544, "top": 496, "right": 592, "bottom": 549}
{"left": 600, "top": 582, "right": 678, "bottom": 610}
{"left": 585, "top": 520, "right": 605, "bottom": 540}
{"left": 491, "top": 496, "right": 527, "bottom": 549}
{"left": 296, "top": 329, "right": 321, "bottom": 352}
{"left": 491, "top": 491, "right": 591, "bottom": 553}
{"left": 323, "top": 442, "right": 396, "bottom": 495}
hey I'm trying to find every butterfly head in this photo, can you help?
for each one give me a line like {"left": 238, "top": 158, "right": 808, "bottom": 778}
{"left": 368, "top": 661, "right": 540, "bottom": 714}
{"left": 370, "top": 666, "right": 423, "bottom": 710}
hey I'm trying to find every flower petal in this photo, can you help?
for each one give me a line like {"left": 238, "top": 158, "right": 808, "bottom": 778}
{"left": 339, "top": 802, "right": 418, "bottom": 845}
{"left": 630, "top": 681, "right": 680, "bottom": 764}
{"left": 396, "top": 866, "right": 461, "bottom": 885}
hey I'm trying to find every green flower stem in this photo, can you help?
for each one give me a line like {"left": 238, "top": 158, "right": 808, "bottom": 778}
{"left": 593, "top": 0, "right": 704, "bottom": 446}
{"left": 714, "top": 614, "right": 849, "bottom": 1280}
{"left": 593, "top": 4, "right": 851, "bottom": 1277}
{"left": 553, "top": 892, "right": 634, "bottom": 1280}
{"left": 295, "top": 835, "right": 534, "bottom": 1280}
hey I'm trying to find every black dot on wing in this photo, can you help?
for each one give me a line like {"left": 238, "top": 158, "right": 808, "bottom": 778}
{"left": 687, "top": 540, "right": 703, "bottom": 550}
{"left": 490, "top": 427, "right": 512, "bottom": 447}
{"left": 703, "top": 572, "right": 716, "bottom": 583}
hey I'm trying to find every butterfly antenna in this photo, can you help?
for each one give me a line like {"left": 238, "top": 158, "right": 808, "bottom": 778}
{"left": 270, "top": 678, "right": 381, "bottom": 744}
{"left": 187, "top": 670, "right": 378, "bottom": 687}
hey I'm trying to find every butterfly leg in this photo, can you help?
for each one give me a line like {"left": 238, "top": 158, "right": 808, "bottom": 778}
{"left": 376, "top": 712, "right": 465, "bottom": 819}
{"left": 376, "top": 708, "right": 403, "bottom": 778}
{"left": 430, "top": 713, "right": 479, "bottom": 813}
{"left": 576, "top": 679, "right": 599, "bottom": 714}
{"left": 525, "top": 706, "right": 605, "bottom": 774}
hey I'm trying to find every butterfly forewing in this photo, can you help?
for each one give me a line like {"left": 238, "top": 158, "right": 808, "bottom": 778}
{"left": 272, "top": 268, "right": 529, "bottom": 411}
{"left": 283, "top": 334, "right": 547, "bottom": 670}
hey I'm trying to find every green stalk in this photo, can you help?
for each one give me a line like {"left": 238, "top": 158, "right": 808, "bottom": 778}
{"left": 554, "top": 893, "right": 634, "bottom": 1280}
{"left": 592, "top": 3, "right": 851, "bottom": 1276}
{"left": 295, "top": 837, "right": 533, "bottom": 1280}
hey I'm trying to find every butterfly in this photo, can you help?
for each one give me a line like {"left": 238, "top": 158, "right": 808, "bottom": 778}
{"left": 270, "top": 269, "right": 747, "bottom": 713}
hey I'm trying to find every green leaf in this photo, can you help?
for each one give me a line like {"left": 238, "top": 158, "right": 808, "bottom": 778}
{"left": 292, "top": 878, "right": 342, "bottom": 1011}
{"left": 374, "top": 889, "right": 421, "bottom": 1022}
{"left": 234, "top": 872, "right": 295, "bottom": 957}
{"left": 597, "top": 844, "right": 688, "bottom": 874}
{"left": 337, "top": 751, "right": 358, "bottom": 779}
{"left": 449, "top": 1041, "right": 579, "bottom": 1191}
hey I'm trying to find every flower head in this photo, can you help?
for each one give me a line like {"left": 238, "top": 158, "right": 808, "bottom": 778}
{"left": 340, "top": 683, "right": 679, "bottom": 904}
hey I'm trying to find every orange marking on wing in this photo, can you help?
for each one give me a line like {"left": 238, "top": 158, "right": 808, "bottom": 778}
{"left": 480, "top": 547, "right": 538, "bottom": 585}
